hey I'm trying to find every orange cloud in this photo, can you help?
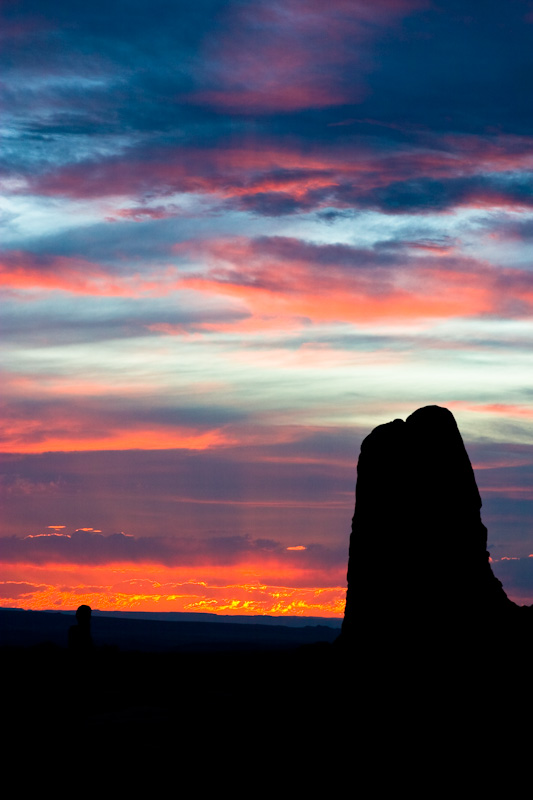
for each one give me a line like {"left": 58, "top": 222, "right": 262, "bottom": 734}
{"left": 0, "top": 417, "right": 232, "bottom": 454}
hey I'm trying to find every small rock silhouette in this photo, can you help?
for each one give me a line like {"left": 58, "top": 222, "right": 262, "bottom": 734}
{"left": 68, "top": 604, "right": 94, "bottom": 653}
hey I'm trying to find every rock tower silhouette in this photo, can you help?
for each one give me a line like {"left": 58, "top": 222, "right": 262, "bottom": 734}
{"left": 340, "top": 405, "right": 522, "bottom": 650}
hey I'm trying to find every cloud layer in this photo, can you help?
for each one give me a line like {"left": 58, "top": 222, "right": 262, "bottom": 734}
{"left": 3, "top": 0, "right": 533, "bottom": 611}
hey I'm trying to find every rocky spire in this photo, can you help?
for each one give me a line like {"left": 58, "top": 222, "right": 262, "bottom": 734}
{"left": 340, "top": 406, "right": 517, "bottom": 648}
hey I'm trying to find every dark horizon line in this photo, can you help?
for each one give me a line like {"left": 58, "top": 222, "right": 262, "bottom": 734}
{"left": 0, "top": 606, "right": 343, "bottom": 628}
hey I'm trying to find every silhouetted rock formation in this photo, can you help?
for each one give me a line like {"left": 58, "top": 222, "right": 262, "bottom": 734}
{"left": 341, "top": 405, "right": 525, "bottom": 652}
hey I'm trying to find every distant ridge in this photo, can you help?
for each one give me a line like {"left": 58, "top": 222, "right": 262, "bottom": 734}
{"left": 0, "top": 607, "right": 340, "bottom": 653}
{"left": 90, "top": 610, "right": 342, "bottom": 628}
{"left": 1, "top": 607, "right": 341, "bottom": 628}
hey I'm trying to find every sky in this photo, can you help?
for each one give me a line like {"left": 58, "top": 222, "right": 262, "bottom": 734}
{"left": 2, "top": 0, "right": 533, "bottom": 616}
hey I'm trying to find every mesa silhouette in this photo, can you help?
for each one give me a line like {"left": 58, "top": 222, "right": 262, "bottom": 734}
{"left": 340, "top": 405, "right": 532, "bottom": 652}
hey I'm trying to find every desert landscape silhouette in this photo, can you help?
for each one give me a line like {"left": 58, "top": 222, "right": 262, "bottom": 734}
{"left": 4, "top": 405, "right": 532, "bottom": 751}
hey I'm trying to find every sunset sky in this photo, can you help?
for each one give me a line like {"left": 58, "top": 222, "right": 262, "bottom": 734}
{"left": 2, "top": 0, "right": 533, "bottom": 616}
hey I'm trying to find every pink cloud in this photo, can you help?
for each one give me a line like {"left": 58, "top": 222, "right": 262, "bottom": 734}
{"left": 190, "top": 0, "right": 427, "bottom": 113}
{"left": 448, "top": 402, "right": 533, "bottom": 420}
{"left": 0, "top": 417, "right": 232, "bottom": 455}
{"left": 0, "top": 250, "right": 180, "bottom": 296}
{"left": 22, "top": 132, "right": 533, "bottom": 219}
{"left": 189, "top": 86, "right": 348, "bottom": 113}
{"left": 177, "top": 236, "right": 530, "bottom": 326}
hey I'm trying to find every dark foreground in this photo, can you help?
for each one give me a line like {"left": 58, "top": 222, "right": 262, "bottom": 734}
{"left": 2, "top": 608, "right": 343, "bottom": 739}
{"left": 3, "top": 609, "right": 533, "bottom": 789}
{"left": 0, "top": 606, "right": 341, "bottom": 652}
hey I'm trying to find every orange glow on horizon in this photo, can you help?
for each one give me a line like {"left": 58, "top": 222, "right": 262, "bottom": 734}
{"left": 1, "top": 589, "right": 345, "bottom": 617}
{"left": 0, "top": 559, "right": 346, "bottom": 617}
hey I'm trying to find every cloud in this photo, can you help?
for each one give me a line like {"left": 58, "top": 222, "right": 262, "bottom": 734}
{"left": 232, "top": 162, "right": 533, "bottom": 217}
{"left": 0, "top": 393, "right": 242, "bottom": 453}
{"left": 166, "top": 0, "right": 427, "bottom": 114}
{"left": 18, "top": 135, "right": 533, "bottom": 218}
{"left": 0, "top": 433, "right": 358, "bottom": 547}
{"left": 355, "top": 174, "right": 533, "bottom": 214}
{"left": 178, "top": 235, "right": 533, "bottom": 325}
{"left": 0, "top": 291, "right": 247, "bottom": 345}
{"left": 0, "top": 529, "right": 347, "bottom": 570}
{"left": 4, "top": 0, "right": 533, "bottom": 222}
{"left": 0, "top": 249, "right": 184, "bottom": 296}
{"left": 0, "top": 581, "right": 44, "bottom": 599}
